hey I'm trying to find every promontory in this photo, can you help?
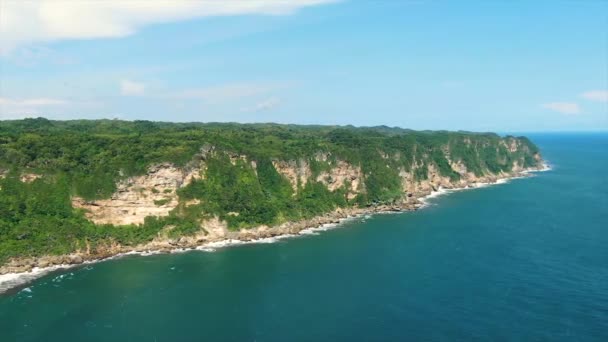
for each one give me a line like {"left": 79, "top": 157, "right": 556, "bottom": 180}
{"left": 0, "top": 118, "right": 544, "bottom": 273}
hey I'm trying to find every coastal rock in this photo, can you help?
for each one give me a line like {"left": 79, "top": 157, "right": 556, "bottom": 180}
{"left": 72, "top": 162, "right": 204, "bottom": 225}
{"left": 315, "top": 160, "right": 363, "bottom": 199}
{"left": 69, "top": 255, "right": 83, "bottom": 264}
{"left": 272, "top": 159, "right": 312, "bottom": 191}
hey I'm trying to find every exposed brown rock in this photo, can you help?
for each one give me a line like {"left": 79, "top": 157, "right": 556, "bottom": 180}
{"left": 272, "top": 159, "right": 312, "bottom": 191}
{"left": 72, "top": 163, "right": 203, "bottom": 225}
{"left": 316, "top": 160, "right": 363, "bottom": 199}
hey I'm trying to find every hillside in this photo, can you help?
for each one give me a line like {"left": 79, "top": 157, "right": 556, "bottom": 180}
{"left": 0, "top": 118, "right": 543, "bottom": 271}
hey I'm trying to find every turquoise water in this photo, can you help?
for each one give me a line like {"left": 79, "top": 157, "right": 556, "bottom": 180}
{"left": 1, "top": 133, "right": 607, "bottom": 341}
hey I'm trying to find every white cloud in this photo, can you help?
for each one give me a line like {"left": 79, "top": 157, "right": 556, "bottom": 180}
{"left": 0, "top": 97, "right": 68, "bottom": 118}
{"left": 0, "top": 0, "right": 339, "bottom": 54}
{"left": 541, "top": 102, "right": 581, "bottom": 115}
{"left": 120, "top": 79, "right": 146, "bottom": 96}
{"left": 581, "top": 90, "right": 608, "bottom": 102}
{"left": 241, "top": 97, "right": 281, "bottom": 112}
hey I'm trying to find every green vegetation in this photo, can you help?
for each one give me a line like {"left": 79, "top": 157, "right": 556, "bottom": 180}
{"left": 153, "top": 199, "right": 171, "bottom": 206}
{"left": 0, "top": 118, "right": 541, "bottom": 264}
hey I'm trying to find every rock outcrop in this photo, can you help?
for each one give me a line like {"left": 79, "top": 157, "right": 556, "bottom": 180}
{"left": 272, "top": 159, "right": 312, "bottom": 191}
{"left": 316, "top": 160, "right": 362, "bottom": 199}
{"left": 72, "top": 163, "right": 202, "bottom": 225}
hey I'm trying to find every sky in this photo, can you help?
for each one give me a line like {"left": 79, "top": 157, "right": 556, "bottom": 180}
{"left": 0, "top": 0, "right": 607, "bottom": 132}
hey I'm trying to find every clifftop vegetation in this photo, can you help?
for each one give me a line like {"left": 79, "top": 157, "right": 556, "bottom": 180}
{"left": 0, "top": 118, "right": 541, "bottom": 264}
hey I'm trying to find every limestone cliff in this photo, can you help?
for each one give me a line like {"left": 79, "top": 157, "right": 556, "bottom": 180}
{"left": 72, "top": 163, "right": 202, "bottom": 225}
{"left": 0, "top": 120, "right": 546, "bottom": 275}
{"left": 70, "top": 142, "right": 542, "bottom": 228}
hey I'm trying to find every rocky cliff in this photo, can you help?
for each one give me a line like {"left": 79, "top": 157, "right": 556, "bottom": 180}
{"left": 66, "top": 137, "right": 542, "bottom": 240}
{"left": 72, "top": 163, "right": 202, "bottom": 225}
{"left": 0, "top": 120, "right": 545, "bottom": 273}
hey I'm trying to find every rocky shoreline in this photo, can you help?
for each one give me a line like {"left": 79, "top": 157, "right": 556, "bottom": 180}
{"left": 0, "top": 164, "right": 549, "bottom": 294}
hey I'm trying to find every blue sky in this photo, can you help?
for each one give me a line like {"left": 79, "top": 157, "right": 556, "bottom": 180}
{"left": 1, "top": 0, "right": 607, "bottom": 132}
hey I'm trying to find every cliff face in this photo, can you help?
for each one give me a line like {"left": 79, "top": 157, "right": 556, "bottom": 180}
{"left": 3, "top": 143, "right": 545, "bottom": 274}
{"left": 72, "top": 163, "right": 202, "bottom": 225}
{"left": 0, "top": 120, "right": 545, "bottom": 272}
{"left": 272, "top": 158, "right": 363, "bottom": 198}
{"left": 70, "top": 137, "right": 542, "bottom": 228}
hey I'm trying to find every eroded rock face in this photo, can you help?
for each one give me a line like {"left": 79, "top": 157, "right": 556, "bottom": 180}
{"left": 71, "top": 143, "right": 539, "bottom": 227}
{"left": 72, "top": 163, "right": 202, "bottom": 225}
{"left": 272, "top": 159, "right": 312, "bottom": 191}
{"left": 316, "top": 160, "right": 362, "bottom": 199}
{"left": 200, "top": 216, "right": 229, "bottom": 240}
{"left": 425, "top": 164, "right": 454, "bottom": 190}
{"left": 399, "top": 162, "right": 452, "bottom": 197}
{"left": 272, "top": 156, "right": 363, "bottom": 199}
{"left": 448, "top": 159, "right": 483, "bottom": 185}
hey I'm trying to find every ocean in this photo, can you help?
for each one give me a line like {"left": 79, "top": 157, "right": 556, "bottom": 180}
{"left": 1, "top": 133, "right": 607, "bottom": 341}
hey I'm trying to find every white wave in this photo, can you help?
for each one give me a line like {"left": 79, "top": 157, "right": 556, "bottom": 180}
{"left": 140, "top": 250, "right": 162, "bottom": 256}
{"left": 0, "top": 264, "right": 73, "bottom": 294}
{"left": 522, "top": 163, "right": 552, "bottom": 174}
{"left": 418, "top": 165, "right": 548, "bottom": 208}
{"left": 298, "top": 229, "right": 320, "bottom": 236}
{"left": 419, "top": 187, "right": 458, "bottom": 207}
{"left": 0, "top": 273, "right": 21, "bottom": 284}
{"left": 197, "top": 248, "right": 216, "bottom": 252}
{"left": 52, "top": 274, "right": 67, "bottom": 283}
{"left": 169, "top": 248, "right": 192, "bottom": 254}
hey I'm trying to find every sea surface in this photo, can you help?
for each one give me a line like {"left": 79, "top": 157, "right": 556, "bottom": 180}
{"left": 1, "top": 133, "right": 607, "bottom": 341}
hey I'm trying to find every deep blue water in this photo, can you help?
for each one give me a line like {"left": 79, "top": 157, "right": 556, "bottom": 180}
{"left": 0, "top": 133, "right": 607, "bottom": 341}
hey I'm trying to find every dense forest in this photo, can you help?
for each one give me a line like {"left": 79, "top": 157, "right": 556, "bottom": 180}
{"left": 0, "top": 118, "right": 541, "bottom": 263}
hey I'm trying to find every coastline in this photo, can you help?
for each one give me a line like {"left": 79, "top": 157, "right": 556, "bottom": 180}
{"left": 0, "top": 163, "right": 551, "bottom": 295}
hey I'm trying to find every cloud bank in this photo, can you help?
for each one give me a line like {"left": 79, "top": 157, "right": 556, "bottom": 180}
{"left": 0, "top": 0, "right": 338, "bottom": 54}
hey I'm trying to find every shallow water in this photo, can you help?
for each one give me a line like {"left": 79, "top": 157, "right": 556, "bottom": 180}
{"left": 1, "top": 133, "right": 607, "bottom": 341}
